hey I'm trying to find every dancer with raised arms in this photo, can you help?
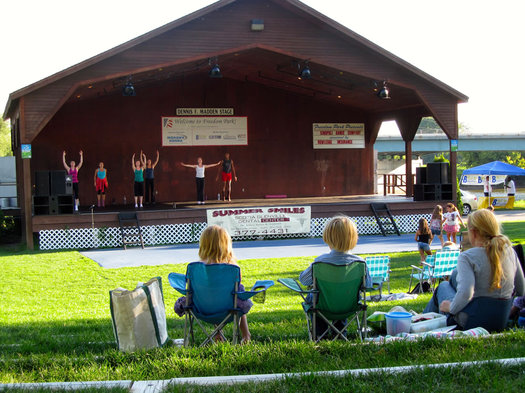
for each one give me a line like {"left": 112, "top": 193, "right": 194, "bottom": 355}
{"left": 62, "top": 150, "right": 83, "bottom": 211}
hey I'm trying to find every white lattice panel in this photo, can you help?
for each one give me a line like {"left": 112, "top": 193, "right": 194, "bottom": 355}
{"left": 38, "top": 214, "right": 432, "bottom": 250}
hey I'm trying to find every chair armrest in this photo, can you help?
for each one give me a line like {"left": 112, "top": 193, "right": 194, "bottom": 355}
{"left": 421, "top": 261, "right": 433, "bottom": 268}
{"left": 277, "top": 278, "right": 312, "bottom": 294}
{"left": 237, "top": 280, "right": 275, "bottom": 301}
{"left": 410, "top": 265, "right": 423, "bottom": 272}
{"left": 168, "top": 272, "right": 187, "bottom": 295}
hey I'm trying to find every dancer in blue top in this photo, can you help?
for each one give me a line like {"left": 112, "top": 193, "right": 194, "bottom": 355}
{"left": 132, "top": 151, "right": 146, "bottom": 208}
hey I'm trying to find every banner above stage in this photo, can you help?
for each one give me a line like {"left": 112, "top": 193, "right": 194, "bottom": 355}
{"left": 207, "top": 206, "right": 311, "bottom": 237}
{"left": 161, "top": 116, "right": 248, "bottom": 146}
{"left": 312, "top": 123, "right": 365, "bottom": 149}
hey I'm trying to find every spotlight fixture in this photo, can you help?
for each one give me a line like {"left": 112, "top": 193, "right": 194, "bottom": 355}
{"left": 122, "top": 76, "right": 136, "bottom": 96}
{"left": 298, "top": 61, "right": 311, "bottom": 80}
{"left": 208, "top": 58, "right": 223, "bottom": 78}
{"left": 377, "top": 81, "right": 390, "bottom": 99}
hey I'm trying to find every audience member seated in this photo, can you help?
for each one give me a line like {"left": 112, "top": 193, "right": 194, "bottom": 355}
{"left": 423, "top": 209, "right": 524, "bottom": 329}
{"left": 299, "top": 215, "right": 371, "bottom": 337}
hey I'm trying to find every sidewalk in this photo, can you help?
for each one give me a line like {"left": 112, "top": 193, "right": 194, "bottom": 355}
{"left": 81, "top": 233, "right": 438, "bottom": 269}
{"left": 80, "top": 210, "right": 524, "bottom": 269}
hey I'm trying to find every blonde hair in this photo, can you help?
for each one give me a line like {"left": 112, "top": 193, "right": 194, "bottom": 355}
{"left": 323, "top": 216, "right": 358, "bottom": 252}
{"left": 432, "top": 205, "right": 443, "bottom": 220}
{"left": 198, "top": 225, "right": 235, "bottom": 264}
{"left": 467, "top": 209, "right": 511, "bottom": 290}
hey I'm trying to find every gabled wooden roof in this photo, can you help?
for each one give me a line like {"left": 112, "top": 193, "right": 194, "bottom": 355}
{"left": 4, "top": 0, "right": 467, "bottom": 139}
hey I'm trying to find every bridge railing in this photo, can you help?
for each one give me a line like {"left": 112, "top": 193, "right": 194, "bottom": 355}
{"left": 383, "top": 174, "right": 415, "bottom": 196}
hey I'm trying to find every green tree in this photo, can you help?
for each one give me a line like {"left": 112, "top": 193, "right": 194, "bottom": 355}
{"left": 0, "top": 118, "right": 12, "bottom": 156}
{"left": 506, "top": 152, "right": 525, "bottom": 168}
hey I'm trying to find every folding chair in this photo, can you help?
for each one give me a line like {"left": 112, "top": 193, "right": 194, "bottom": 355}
{"left": 430, "top": 250, "right": 460, "bottom": 290}
{"left": 278, "top": 261, "right": 367, "bottom": 342}
{"left": 365, "top": 255, "right": 391, "bottom": 298}
{"left": 168, "top": 262, "right": 274, "bottom": 347}
{"left": 409, "top": 251, "right": 460, "bottom": 292}
{"left": 408, "top": 255, "right": 435, "bottom": 293}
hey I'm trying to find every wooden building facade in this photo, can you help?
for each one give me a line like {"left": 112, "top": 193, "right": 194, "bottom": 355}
{"left": 3, "top": 0, "right": 467, "bottom": 248}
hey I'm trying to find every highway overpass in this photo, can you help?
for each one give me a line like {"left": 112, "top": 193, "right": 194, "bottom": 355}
{"left": 374, "top": 132, "right": 525, "bottom": 153}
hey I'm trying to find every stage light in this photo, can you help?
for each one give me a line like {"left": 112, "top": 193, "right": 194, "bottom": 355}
{"left": 298, "top": 64, "right": 311, "bottom": 80}
{"left": 377, "top": 81, "right": 390, "bottom": 99}
{"left": 122, "top": 77, "right": 136, "bottom": 96}
{"left": 209, "top": 63, "right": 222, "bottom": 78}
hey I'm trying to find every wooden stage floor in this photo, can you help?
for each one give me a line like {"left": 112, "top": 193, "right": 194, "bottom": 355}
{"left": 32, "top": 194, "right": 444, "bottom": 231}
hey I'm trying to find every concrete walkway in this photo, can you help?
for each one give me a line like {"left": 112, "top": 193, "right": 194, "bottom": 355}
{"left": 80, "top": 210, "right": 524, "bottom": 269}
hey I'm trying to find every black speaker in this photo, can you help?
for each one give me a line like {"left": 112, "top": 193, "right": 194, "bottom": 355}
{"left": 427, "top": 163, "right": 449, "bottom": 184}
{"left": 50, "top": 170, "right": 66, "bottom": 195}
{"left": 35, "top": 171, "right": 50, "bottom": 196}
{"left": 413, "top": 184, "right": 424, "bottom": 201}
{"left": 427, "top": 163, "right": 441, "bottom": 184}
{"left": 439, "top": 163, "right": 449, "bottom": 184}
{"left": 416, "top": 167, "right": 427, "bottom": 184}
{"left": 65, "top": 174, "right": 73, "bottom": 195}
{"left": 49, "top": 195, "right": 58, "bottom": 215}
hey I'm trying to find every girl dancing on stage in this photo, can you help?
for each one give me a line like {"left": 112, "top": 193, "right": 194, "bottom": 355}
{"left": 142, "top": 150, "right": 160, "bottom": 205}
{"left": 216, "top": 152, "right": 237, "bottom": 202}
{"left": 94, "top": 162, "right": 108, "bottom": 207}
{"left": 180, "top": 157, "right": 221, "bottom": 204}
{"left": 62, "top": 150, "right": 83, "bottom": 211}
{"left": 132, "top": 152, "right": 146, "bottom": 208}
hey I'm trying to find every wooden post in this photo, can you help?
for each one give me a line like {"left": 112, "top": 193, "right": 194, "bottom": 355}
{"left": 19, "top": 98, "right": 34, "bottom": 250}
{"left": 405, "top": 140, "right": 413, "bottom": 198}
{"left": 450, "top": 141, "right": 457, "bottom": 204}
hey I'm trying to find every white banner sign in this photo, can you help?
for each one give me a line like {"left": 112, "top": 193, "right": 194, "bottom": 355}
{"left": 313, "top": 123, "right": 365, "bottom": 149}
{"left": 162, "top": 117, "right": 248, "bottom": 146}
{"left": 460, "top": 174, "right": 506, "bottom": 185}
{"left": 207, "top": 206, "right": 311, "bottom": 237}
{"left": 176, "top": 108, "right": 234, "bottom": 116}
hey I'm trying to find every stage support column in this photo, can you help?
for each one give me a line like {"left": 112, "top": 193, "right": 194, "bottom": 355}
{"left": 19, "top": 98, "right": 34, "bottom": 250}
{"left": 405, "top": 140, "right": 413, "bottom": 198}
{"left": 450, "top": 140, "right": 457, "bottom": 204}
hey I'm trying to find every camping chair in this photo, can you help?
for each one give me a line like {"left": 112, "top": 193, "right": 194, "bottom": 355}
{"left": 168, "top": 263, "right": 274, "bottom": 347}
{"left": 278, "top": 261, "right": 367, "bottom": 342}
{"left": 429, "top": 250, "right": 460, "bottom": 290}
{"left": 452, "top": 297, "right": 513, "bottom": 332}
{"left": 365, "top": 255, "right": 391, "bottom": 299}
{"left": 408, "top": 255, "right": 435, "bottom": 293}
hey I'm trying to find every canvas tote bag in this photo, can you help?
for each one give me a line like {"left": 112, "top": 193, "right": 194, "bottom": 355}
{"left": 110, "top": 276, "right": 168, "bottom": 352}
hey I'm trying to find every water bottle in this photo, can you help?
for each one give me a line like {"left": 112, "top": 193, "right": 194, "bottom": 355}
{"left": 123, "top": 196, "right": 126, "bottom": 205}
{"left": 217, "top": 193, "right": 220, "bottom": 200}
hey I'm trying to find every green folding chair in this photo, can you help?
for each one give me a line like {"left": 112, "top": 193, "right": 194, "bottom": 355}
{"left": 278, "top": 261, "right": 367, "bottom": 342}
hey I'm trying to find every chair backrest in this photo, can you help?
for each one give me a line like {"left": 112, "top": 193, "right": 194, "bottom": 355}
{"left": 432, "top": 250, "right": 460, "bottom": 278}
{"left": 457, "top": 296, "right": 513, "bottom": 332}
{"left": 186, "top": 262, "right": 240, "bottom": 322}
{"left": 365, "top": 256, "right": 390, "bottom": 280}
{"left": 312, "top": 261, "right": 365, "bottom": 320}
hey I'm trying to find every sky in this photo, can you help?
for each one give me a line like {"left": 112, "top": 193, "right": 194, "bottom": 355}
{"left": 1, "top": 0, "right": 524, "bottom": 135}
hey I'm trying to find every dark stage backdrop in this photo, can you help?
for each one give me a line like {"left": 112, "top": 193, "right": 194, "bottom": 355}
{"left": 32, "top": 75, "right": 374, "bottom": 206}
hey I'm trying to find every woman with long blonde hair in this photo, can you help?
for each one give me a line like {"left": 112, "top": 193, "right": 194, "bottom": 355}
{"left": 424, "top": 209, "right": 524, "bottom": 328}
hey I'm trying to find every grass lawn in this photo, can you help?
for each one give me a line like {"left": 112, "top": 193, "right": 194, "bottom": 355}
{"left": 0, "top": 222, "right": 524, "bottom": 387}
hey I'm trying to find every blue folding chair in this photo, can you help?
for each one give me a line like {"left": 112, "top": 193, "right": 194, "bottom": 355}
{"left": 168, "top": 262, "right": 273, "bottom": 347}
{"left": 365, "top": 255, "right": 391, "bottom": 298}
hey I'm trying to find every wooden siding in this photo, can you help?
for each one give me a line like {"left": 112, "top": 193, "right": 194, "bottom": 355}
{"left": 32, "top": 75, "right": 374, "bottom": 205}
